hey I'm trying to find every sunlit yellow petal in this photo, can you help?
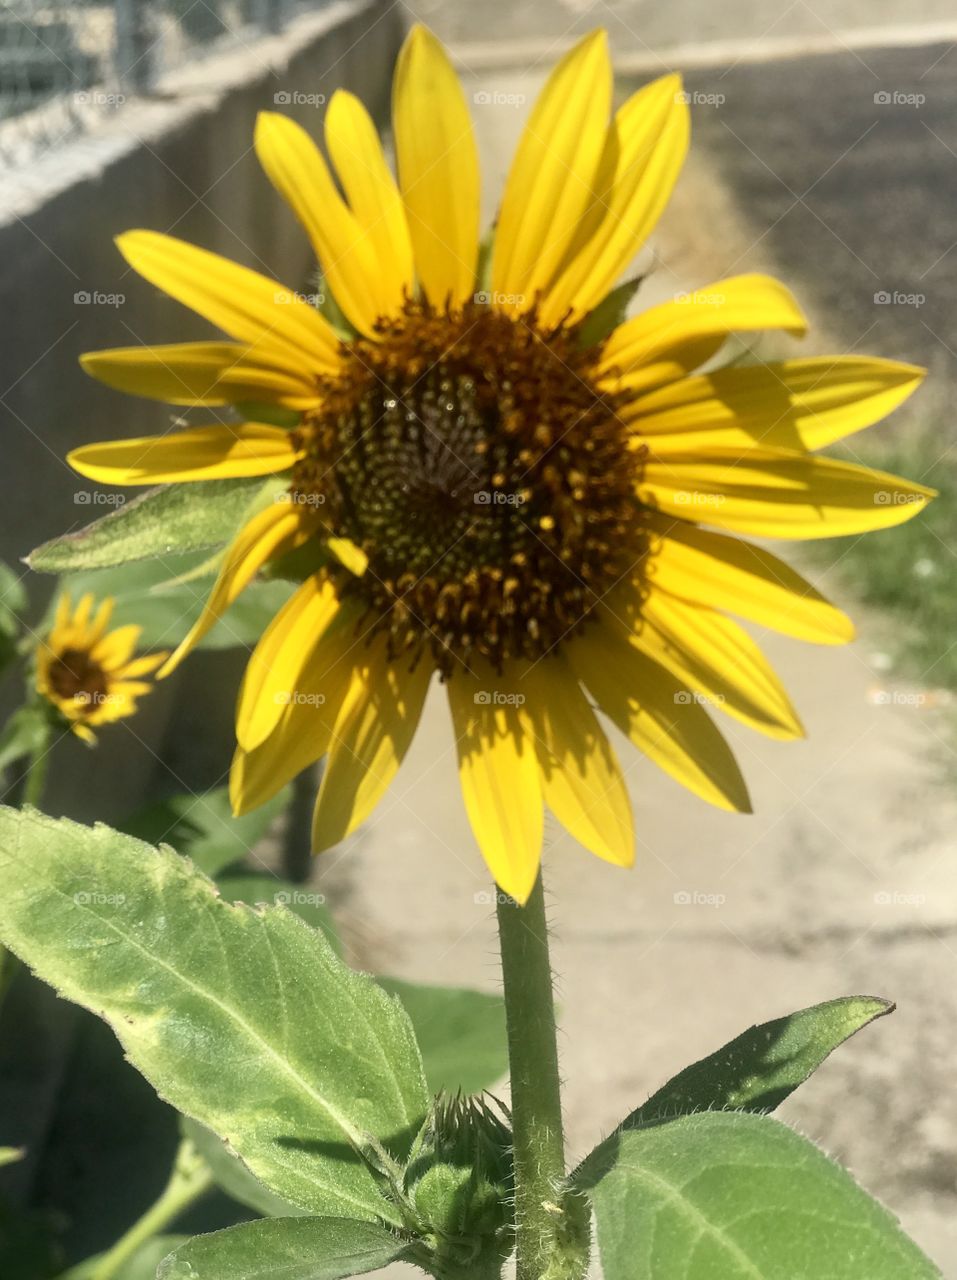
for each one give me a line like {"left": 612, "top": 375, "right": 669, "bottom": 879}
{"left": 393, "top": 25, "right": 480, "bottom": 307}
{"left": 159, "top": 502, "right": 313, "bottom": 677}
{"left": 599, "top": 274, "right": 807, "bottom": 396}
{"left": 237, "top": 574, "right": 341, "bottom": 751}
{"left": 312, "top": 647, "right": 432, "bottom": 853}
{"left": 68, "top": 424, "right": 302, "bottom": 486}
{"left": 540, "top": 73, "right": 689, "bottom": 327}
{"left": 231, "top": 602, "right": 367, "bottom": 814}
{"left": 568, "top": 626, "right": 750, "bottom": 813}
{"left": 447, "top": 667, "right": 543, "bottom": 904}
{"left": 325, "top": 90, "right": 415, "bottom": 309}
{"left": 643, "top": 512, "right": 853, "bottom": 644}
{"left": 640, "top": 448, "right": 935, "bottom": 538}
{"left": 606, "top": 587, "right": 803, "bottom": 739}
{"left": 255, "top": 111, "right": 392, "bottom": 336}
{"left": 80, "top": 343, "right": 319, "bottom": 409}
{"left": 491, "top": 31, "right": 611, "bottom": 309}
{"left": 116, "top": 230, "right": 340, "bottom": 373}
{"left": 519, "top": 655, "right": 633, "bottom": 866}
{"left": 628, "top": 358, "right": 925, "bottom": 454}
{"left": 91, "top": 623, "right": 142, "bottom": 671}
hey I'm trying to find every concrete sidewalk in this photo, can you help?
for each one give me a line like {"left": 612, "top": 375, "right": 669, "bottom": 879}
{"left": 319, "top": 59, "right": 957, "bottom": 1276}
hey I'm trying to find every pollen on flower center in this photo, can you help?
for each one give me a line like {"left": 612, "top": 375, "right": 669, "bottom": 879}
{"left": 46, "top": 648, "right": 109, "bottom": 712}
{"left": 291, "top": 299, "right": 649, "bottom": 674}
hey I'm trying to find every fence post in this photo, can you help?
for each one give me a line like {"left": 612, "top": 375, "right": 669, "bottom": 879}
{"left": 114, "top": 0, "right": 154, "bottom": 94}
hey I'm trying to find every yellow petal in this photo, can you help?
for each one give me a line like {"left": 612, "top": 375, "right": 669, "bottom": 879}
{"left": 80, "top": 343, "right": 319, "bottom": 409}
{"left": 255, "top": 112, "right": 391, "bottom": 336}
{"left": 644, "top": 512, "right": 854, "bottom": 644}
{"left": 567, "top": 625, "right": 750, "bottom": 813}
{"left": 392, "top": 25, "right": 480, "bottom": 308}
{"left": 230, "top": 611, "right": 361, "bottom": 815}
{"left": 326, "top": 537, "right": 368, "bottom": 577}
{"left": 312, "top": 647, "right": 432, "bottom": 853}
{"left": 540, "top": 73, "right": 689, "bottom": 328}
{"left": 91, "top": 624, "right": 142, "bottom": 671}
{"left": 447, "top": 668, "right": 543, "bottom": 904}
{"left": 325, "top": 90, "right": 415, "bottom": 310}
{"left": 117, "top": 652, "right": 168, "bottom": 679}
{"left": 116, "top": 230, "right": 340, "bottom": 373}
{"left": 519, "top": 655, "right": 634, "bottom": 866}
{"left": 236, "top": 574, "right": 342, "bottom": 751}
{"left": 159, "top": 502, "right": 313, "bottom": 677}
{"left": 87, "top": 596, "right": 116, "bottom": 644}
{"left": 491, "top": 31, "right": 611, "bottom": 310}
{"left": 599, "top": 274, "right": 807, "bottom": 396}
{"left": 68, "top": 424, "right": 303, "bottom": 485}
{"left": 640, "top": 447, "right": 935, "bottom": 539}
{"left": 607, "top": 587, "right": 803, "bottom": 739}
{"left": 628, "top": 358, "right": 926, "bottom": 454}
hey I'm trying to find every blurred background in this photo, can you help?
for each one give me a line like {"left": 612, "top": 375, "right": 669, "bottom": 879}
{"left": 1, "top": 0, "right": 956, "bottom": 1273}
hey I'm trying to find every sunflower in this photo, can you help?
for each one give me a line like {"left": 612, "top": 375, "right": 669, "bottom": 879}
{"left": 67, "top": 27, "right": 931, "bottom": 902}
{"left": 36, "top": 592, "right": 167, "bottom": 742}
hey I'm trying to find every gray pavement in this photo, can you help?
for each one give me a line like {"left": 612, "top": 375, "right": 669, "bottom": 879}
{"left": 316, "top": 40, "right": 957, "bottom": 1277}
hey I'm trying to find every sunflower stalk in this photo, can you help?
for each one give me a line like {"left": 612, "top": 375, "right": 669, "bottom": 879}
{"left": 496, "top": 873, "right": 590, "bottom": 1280}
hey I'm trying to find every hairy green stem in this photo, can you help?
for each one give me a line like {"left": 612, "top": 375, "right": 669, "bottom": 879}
{"left": 21, "top": 725, "right": 51, "bottom": 809}
{"left": 73, "top": 1138, "right": 212, "bottom": 1280}
{"left": 497, "top": 872, "right": 579, "bottom": 1280}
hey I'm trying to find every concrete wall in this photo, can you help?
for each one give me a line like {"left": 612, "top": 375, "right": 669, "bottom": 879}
{"left": 0, "top": 0, "right": 405, "bottom": 820}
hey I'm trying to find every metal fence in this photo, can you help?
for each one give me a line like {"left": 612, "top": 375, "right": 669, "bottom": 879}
{"left": 0, "top": 0, "right": 325, "bottom": 168}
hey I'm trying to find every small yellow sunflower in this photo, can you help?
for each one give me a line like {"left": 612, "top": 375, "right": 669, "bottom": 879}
{"left": 68, "top": 27, "right": 932, "bottom": 901}
{"left": 37, "top": 592, "right": 167, "bottom": 742}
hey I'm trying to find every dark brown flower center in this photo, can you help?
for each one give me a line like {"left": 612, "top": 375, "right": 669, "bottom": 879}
{"left": 291, "top": 300, "right": 649, "bottom": 675}
{"left": 47, "top": 647, "right": 109, "bottom": 712}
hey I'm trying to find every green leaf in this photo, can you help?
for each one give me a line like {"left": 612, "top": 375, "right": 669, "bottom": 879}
{"left": 27, "top": 477, "right": 272, "bottom": 573}
{"left": 0, "top": 561, "right": 27, "bottom": 619}
{"left": 121, "top": 786, "right": 291, "bottom": 878}
{"left": 54, "top": 556, "right": 295, "bottom": 652}
{"left": 181, "top": 1117, "right": 306, "bottom": 1219}
{"left": 0, "top": 807, "right": 430, "bottom": 1223}
{"left": 0, "top": 1146, "right": 22, "bottom": 1167}
{"left": 576, "top": 275, "right": 644, "bottom": 348}
{"left": 579, "top": 1111, "right": 939, "bottom": 1279}
{"left": 158, "top": 1218, "right": 409, "bottom": 1280}
{"left": 621, "top": 996, "right": 893, "bottom": 1126}
{"left": 379, "top": 980, "right": 507, "bottom": 1095}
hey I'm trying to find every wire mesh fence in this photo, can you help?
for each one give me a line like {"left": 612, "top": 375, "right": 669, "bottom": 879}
{"left": 0, "top": 0, "right": 326, "bottom": 169}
